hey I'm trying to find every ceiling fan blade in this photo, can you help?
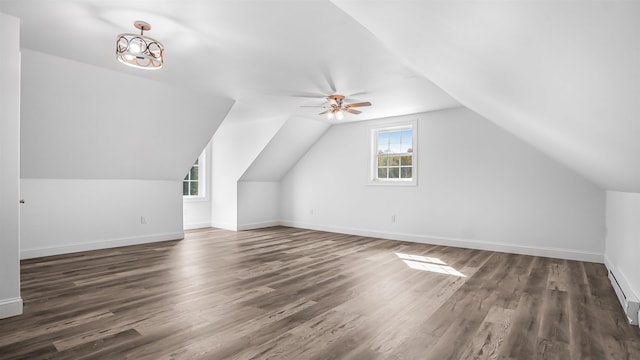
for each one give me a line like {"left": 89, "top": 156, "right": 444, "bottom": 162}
{"left": 318, "top": 110, "right": 330, "bottom": 115}
{"left": 345, "top": 102, "right": 372, "bottom": 108}
{"left": 344, "top": 108, "right": 362, "bottom": 114}
{"left": 287, "top": 91, "right": 328, "bottom": 98}
{"left": 348, "top": 91, "right": 369, "bottom": 97}
{"left": 320, "top": 65, "right": 337, "bottom": 93}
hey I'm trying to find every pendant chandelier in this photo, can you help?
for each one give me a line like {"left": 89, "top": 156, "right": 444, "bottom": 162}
{"left": 116, "top": 21, "right": 164, "bottom": 70}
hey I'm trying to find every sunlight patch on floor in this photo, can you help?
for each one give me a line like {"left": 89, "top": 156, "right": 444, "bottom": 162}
{"left": 395, "top": 252, "right": 466, "bottom": 277}
{"left": 395, "top": 252, "right": 446, "bottom": 265}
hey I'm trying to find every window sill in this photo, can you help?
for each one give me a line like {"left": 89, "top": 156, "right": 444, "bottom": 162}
{"left": 367, "top": 179, "right": 417, "bottom": 187}
{"left": 183, "top": 196, "right": 209, "bottom": 202}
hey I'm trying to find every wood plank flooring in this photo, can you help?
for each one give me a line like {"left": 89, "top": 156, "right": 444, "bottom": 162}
{"left": 1, "top": 226, "right": 639, "bottom": 359}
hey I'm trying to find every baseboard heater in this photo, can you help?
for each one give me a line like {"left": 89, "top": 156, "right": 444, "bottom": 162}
{"left": 608, "top": 269, "right": 640, "bottom": 326}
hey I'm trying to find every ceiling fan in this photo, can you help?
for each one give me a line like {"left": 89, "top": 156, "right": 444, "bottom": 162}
{"left": 302, "top": 94, "right": 372, "bottom": 120}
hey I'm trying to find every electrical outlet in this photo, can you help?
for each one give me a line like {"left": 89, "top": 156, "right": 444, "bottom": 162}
{"left": 391, "top": 215, "right": 396, "bottom": 223}
{"left": 310, "top": 208, "right": 314, "bottom": 216}
{"left": 141, "top": 216, "right": 147, "bottom": 225}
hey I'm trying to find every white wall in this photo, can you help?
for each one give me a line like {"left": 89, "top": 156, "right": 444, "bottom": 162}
{"left": 237, "top": 181, "right": 280, "bottom": 229}
{"left": 20, "top": 179, "right": 183, "bottom": 259}
{"left": 17, "top": 49, "right": 233, "bottom": 258}
{"left": 0, "top": 12, "right": 23, "bottom": 319}
{"left": 605, "top": 191, "right": 640, "bottom": 300}
{"left": 235, "top": 116, "right": 328, "bottom": 231}
{"left": 210, "top": 107, "right": 286, "bottom": 230}
{"left": 281, "top": 107, "right": 605, "bottom": 261}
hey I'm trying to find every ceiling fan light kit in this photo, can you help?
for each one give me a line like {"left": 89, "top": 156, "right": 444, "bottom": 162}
{"left": 326, "top": 109, "right": 344, "bottom": 120}
{"left": 116, "top": 21, "right": 164, "bottom": 70}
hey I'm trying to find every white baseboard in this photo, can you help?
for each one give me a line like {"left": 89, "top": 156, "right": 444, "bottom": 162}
{"left": 280, "top": 220, "right": 604, "bottom": 263}
{"left": 210, "top": 221, "right": 237, "bottom": 231}
{"left": 20, "top": 232, "right": 185, "bottom": 259}
{"left": 237, "top": 220, "right": 281, "bottom": 231}
{"left": 0, "top": 297, "right": 23, "bottom": 319}
{"left": 183, "top": 222, "right": 212, "bottom": 230}
{"left": 604, "top": 254, "right": 615, "bottom": 275}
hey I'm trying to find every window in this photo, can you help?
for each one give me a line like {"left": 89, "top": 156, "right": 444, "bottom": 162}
{"left": 183, "top": 158, "right": 200, "bottom": 196}
{"left": 370, "top": 120, "right": 417, "bottom": 185}
{"left": 183, "top": 151, "right": 206, "bottom": 198}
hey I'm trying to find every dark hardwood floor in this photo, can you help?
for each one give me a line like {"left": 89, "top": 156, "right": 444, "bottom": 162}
{"left": 1, "top": 226, "right": 639, "bottom": 359}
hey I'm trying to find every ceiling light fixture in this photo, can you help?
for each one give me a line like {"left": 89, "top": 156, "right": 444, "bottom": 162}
{"left": 309, "top": 94, "right": 371, "bottom": 120}
{"left": 326, "top": 109, "right": 344, "bottom": 120}
{"left": 116, "top": 21, "right": 164, "bottom": 70}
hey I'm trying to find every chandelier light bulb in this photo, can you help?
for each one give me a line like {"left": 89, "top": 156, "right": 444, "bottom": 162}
{"left": 327, "top": 111, "right": 334, "bottom": 120}
{"left": 335, "top": 110, "right": 344, "bottom": 120}
{"left": 129, "top": 38, "right": 143, "bottom": 54}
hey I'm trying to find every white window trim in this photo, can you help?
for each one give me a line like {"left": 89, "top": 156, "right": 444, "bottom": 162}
{"left": 183, "top": 150, "right": 209, "bottom": 202}
{"left": 368, "top": 119, "right": 418, "bottom": 186}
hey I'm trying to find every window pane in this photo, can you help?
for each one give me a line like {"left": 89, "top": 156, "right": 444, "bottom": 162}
{"left": 388, "top": 131, "right": 401, "bottom": 144}
{"left": 190, "top": 181, "right": 198, "bottom": 196}
{"left": 378, "top": 132, "right": 390, "bottom": 145}
{"left": 389, "top": 167, "right": 400, "bottom": 178}
{"left": 380, "top": 130, "right": 412, "bottom": 154}
{"left": 401, "top": 167, "right": 412, "bottom": 179}
{"left": 401, "top": 141, "right": 412, "bottom": 153}
{"left": 400, "top": 155, "right": 412, "bottom": 166}
{"left": 377, "top": 167, "right": 388, "bottom": 179}
{"left": 398, "top": 130, "right": 412, "bottom": 153}
{"left": 194, "top": 158, "right": 198, "bottom": 165}
{"left": 378, "top": 132, "right": 390, "bottom": 153}
{"left": 183, "top": 181, "right": 189, "bottom": 196}
{"left": 378, "top": 156, "right": 388, "bottom": 166}
{"left": 389, "top": 143, "right": 401, "bottom": 153}
{"left": 389, "top": 156, "right": 400, "bottom": 166}
{"left": 190, "top": 166, "right": 198, "bottom": 181}
{"left": 184, "top": 173, "right": 190, "bottom": 181}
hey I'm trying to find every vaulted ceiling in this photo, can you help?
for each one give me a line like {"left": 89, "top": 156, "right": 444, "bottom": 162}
{"left": 332, "top": 1, "right": 640, "bottom": 192}
{"left": 1, "top": 1, "right": 638, "bottom": 191}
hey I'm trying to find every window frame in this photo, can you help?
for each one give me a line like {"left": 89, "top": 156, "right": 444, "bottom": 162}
{"left": 368, "top": 119, "right": 418, "bottom": 186}
{"left": 183, "top": 151, "right": 208, "bottom": 201}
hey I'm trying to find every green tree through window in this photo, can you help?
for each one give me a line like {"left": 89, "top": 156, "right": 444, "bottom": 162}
{"left": 183, "top": 158, "right": 199, "bottom": 196}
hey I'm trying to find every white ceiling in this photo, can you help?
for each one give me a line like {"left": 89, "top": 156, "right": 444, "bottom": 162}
{"left": 240, "top": 116, "right": 330, "bottom": 182}
{"left": 1, "top": 0, "right": 638, "bottom": 191}
{"left": 0, "top": 0, "right": 458, "bottom": 122}
{"left": 20, "top": 48, "right": 235, "bottom": 180}
{"left": 333, "top": 0, "right": 640, "bottom": 192}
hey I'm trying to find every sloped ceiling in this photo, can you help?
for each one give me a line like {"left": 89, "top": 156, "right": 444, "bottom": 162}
{"left": 20, "top": 49, "right": 234, "bottom": 180}
{"left": 0, "top": 0, "right": 458, "bottom": 122}
{"left": 332, "top": 0, "right": 640, "bottom": 192}
{"left": 2, "top": 1, "right": 638, "bottom": 190}
{"left": 240, "top": 116, "right": 330, "bottom": 182}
